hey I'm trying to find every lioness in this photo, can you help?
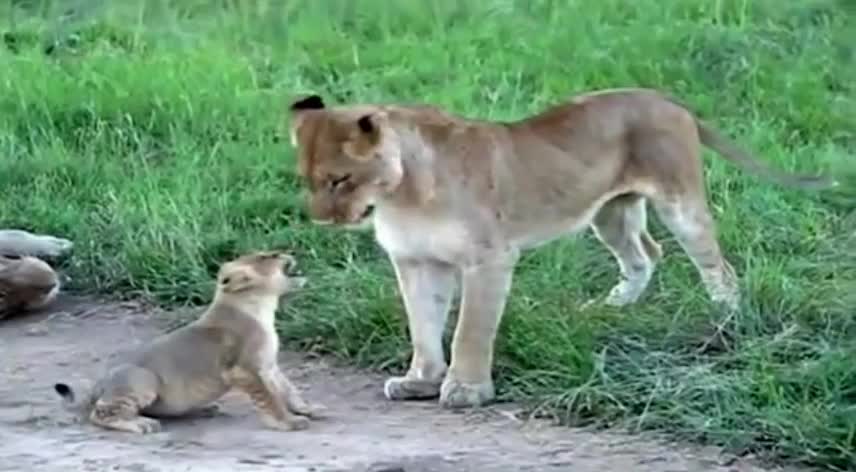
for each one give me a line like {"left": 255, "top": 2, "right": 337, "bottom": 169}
{"left": 286, "top": 88, "right": 836, "bottom": 409}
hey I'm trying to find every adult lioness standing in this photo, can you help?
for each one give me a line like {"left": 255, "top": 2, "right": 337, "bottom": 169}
{"left": 286, "top": 88, "right": 836, "bottom": 409}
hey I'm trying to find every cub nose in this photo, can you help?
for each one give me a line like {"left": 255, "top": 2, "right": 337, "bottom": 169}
{"left": 279, "top": 254, "right": 297, "bottom": 272}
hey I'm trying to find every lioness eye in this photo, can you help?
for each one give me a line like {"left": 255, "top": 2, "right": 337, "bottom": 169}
{"left": 329, "top": 174, "right": 352, "bottom": 190}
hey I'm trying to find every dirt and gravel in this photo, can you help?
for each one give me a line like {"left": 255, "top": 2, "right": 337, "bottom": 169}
{"left": 0, "top": 295, "right": 804, "bottom": 472}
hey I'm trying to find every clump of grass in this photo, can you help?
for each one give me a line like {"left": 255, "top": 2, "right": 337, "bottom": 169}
{"left": 1, "top": 0, "right": 854, "bottom": 469}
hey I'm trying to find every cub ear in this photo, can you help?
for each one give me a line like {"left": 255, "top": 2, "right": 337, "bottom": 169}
{"left": 219, "top": 269, "right": 255, "bottom": 293}
{"left": 289, "top": 94, "right": 326, "bottom": 112}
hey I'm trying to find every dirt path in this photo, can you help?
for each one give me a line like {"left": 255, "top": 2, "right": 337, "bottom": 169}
{"left": 0, "top": 296, "right": 801, "bottom": 472}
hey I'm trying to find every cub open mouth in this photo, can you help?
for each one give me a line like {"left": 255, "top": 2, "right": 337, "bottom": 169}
{"left": 359, "top": 205, "right": 376, "bottom": 220}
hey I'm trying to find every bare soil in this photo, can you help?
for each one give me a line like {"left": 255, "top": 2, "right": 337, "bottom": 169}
{"left": 0, "top": 296, "right": 803, "bottom": 472}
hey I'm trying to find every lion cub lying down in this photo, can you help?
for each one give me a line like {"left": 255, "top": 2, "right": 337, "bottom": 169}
{"left": 0, "top": 228, "right": 72, "bottom": 319}
{"left": 0, "top": 254, "right": 61, "bottom": 320}
{"left": 53, "top": 250, "right": 326, "bottom": 434}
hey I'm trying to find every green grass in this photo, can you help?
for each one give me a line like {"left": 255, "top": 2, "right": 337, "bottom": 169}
{"left": 2, "top": 0, "right": 855, "bottom": 468}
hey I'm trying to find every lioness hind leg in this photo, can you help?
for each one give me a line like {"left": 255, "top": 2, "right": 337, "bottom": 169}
{"left": 652, "top": 197, "right": 740, "bottom": 310}
{"left": 591, "top": 194, "right": 660, "bottom": 306}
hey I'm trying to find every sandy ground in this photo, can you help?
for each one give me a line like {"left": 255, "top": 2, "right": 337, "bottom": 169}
{"left": 0, "top": 295, "right": 804, "bottom": 472}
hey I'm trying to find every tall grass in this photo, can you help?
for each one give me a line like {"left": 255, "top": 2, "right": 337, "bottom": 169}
{"left": 1, "top": 0, "right": 854, "bottom": 468}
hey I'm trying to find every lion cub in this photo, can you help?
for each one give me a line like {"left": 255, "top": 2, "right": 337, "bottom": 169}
{"left": 0, "top": 254, "right": 61, "bottom": 320}
{"left": 53, "top": 250, "right": 325, "bottom": 434}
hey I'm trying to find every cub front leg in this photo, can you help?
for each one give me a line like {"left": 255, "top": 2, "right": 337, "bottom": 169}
{"left": 384, "top": 257, "right": 457, "bottom": 401}
{"left": 440, "top": 256, "right": 516, "bottom": 409}
{"left": 226, "top": 367, "right": 310, "bottom": 431}
{"left": 274, "top": 368, "right": 327, "bottom": 419}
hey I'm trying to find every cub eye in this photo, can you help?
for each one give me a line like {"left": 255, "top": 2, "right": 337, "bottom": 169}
{"left": 328, "top": 174, "right": 352, "bottom": 190}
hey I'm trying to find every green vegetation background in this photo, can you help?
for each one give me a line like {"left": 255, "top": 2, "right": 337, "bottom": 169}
{"left": 1, "top": 0, "right": 854, "bottom": 468}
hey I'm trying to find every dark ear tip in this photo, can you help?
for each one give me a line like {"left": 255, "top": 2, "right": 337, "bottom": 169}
{"left": 54, "top": 383, "right": 70, "bottom": 395}
{"left": 290, "top": 94, "right": 325, "bottom": 111}
{"left": 357, "top": 114, "right": 374, "bottom": 133}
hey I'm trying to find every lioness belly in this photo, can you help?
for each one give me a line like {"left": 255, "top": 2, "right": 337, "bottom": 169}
{"left": 506, "top": 190, "right": 632, "bottom": 250}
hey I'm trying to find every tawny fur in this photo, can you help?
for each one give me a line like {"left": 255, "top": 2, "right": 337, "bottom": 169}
{"left": 53, "top": 251, "right": 325, "bottom": 434}
{"left": 0, "top": 255, "right": 61, "bottom": 319}
{"left": 286, "top": 88, "right": 838, "bottom": 409}
{"left": 0, "top": 229, "right": 72, "bottom": 319}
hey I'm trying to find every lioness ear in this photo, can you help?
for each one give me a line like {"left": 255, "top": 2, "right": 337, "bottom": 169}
{"left": 289, "top": 94, "right": 325, "bottom": 112}
{"left": 343, "top": 111, "right": 387, "bottom": 160}
{"left": 357, "top": 115, "right": 374, "bottom": 134}
{"left": 219, "top": 269, "right": 255, "bottom": 293}
{"left": 355, "top": 113, "right": 384, "bottom": 144}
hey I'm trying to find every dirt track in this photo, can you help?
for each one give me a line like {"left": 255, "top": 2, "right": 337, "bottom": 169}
{"left": 0, "top": 295, "right": 802, "bottom": 472}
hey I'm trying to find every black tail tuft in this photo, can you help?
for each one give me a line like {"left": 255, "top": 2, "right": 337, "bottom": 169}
{"left": 54, "top": 383, "right": 75, "bottom": 402}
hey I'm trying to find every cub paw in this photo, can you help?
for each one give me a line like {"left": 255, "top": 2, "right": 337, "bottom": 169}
{"left": 262, "top": 415, "right": 310, "bottom": 432}
{"left": 192, "top": 404, "right": 223, "bottom": 418}
{"left": 129, "top": 417, "right": 162, "bottom": 434}
{"left": 439, "top": 376, "right": 495, "bottom": 409}
{"left": 383, "top": 376, "right": 442, "bottom": 401}
{"left": 286, "top": 416, "right": 311, "bottom": 431}
{"left": 294, "top": 402, "right": 328, "bottom": 419}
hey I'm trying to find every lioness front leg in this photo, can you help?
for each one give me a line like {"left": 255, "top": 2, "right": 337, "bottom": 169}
{"left": 384, "top": 257, "right": 457, "bottom": 401}
{"left": 440, "top": 256, "right": 516, "bottom": 409}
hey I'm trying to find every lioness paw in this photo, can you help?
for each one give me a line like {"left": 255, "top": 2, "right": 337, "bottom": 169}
{"left": 383, "top": 376, "right": 442, "bottom": 401}
{"left": 439, "top": 377, "right": 495, "bottom": 409}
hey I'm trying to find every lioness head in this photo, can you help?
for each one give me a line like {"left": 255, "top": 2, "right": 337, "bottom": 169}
{"left": 216, "top": 250, "right": 306, "bottom": 298}
{"left": 287, "top": 94, "right": 404, "bottom": 226}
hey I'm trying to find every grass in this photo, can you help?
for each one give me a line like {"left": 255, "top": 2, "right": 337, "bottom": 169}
{"left": 1, "top": 0, "right": 855, "bottom": 468}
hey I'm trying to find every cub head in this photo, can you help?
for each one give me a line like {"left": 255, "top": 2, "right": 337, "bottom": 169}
{"left": 0, "top": 255, "right": 61, "bottom": 314}
{"left": 287, "top": 94, "right": 405, "bottom": 227}
{"left": 216, "top": 250, "right": 307, "bottom": 298}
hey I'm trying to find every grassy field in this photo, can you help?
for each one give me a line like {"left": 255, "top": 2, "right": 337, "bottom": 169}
{"left": 2, "top": 0, "right": 855, "bottom": 468}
